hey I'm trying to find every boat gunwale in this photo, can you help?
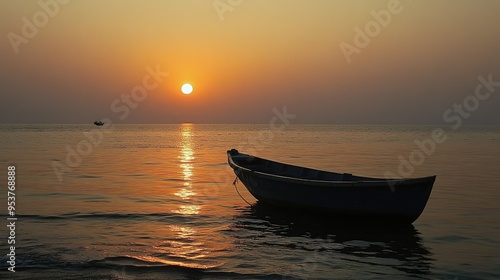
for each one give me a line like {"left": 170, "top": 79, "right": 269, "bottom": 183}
{"left": 227, "top": 151, "right": 436, "bottom": 188}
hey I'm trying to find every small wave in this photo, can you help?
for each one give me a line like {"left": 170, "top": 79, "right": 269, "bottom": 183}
{"left": 86, "top": 256, "right": 282, "bottom": 279}
{"left": 433, "top": 235, "right": 471, "bottom": 243}
{"left": 75, "top": 174, "right": 101, "bottom": 179}
{"left": 130, "top": 255, "right": 222, "bottom": 269}
{"left": 17, "top": 212, "right": 213, "bottom": 222}
{"left": 88, "top": 256, "right": 289, "bottom": 279}
{"left": 123, "top": 173, "right": 147, "bottom": 177}
{"left": 161, "top": 178, "right": 185, "bottom": 182}
{"left": 88, "top": 255, "right": 223, "bottom": 274}
{"left": 201, "top": 162, "right": 227, "bottom": 167}
{"left": 2, "top": 252, "right": 235, "bottom": 279}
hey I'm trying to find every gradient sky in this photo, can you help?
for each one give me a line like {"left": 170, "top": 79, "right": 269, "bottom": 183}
{"left": 1, "top": 0, "right": 499, "bottom": 124}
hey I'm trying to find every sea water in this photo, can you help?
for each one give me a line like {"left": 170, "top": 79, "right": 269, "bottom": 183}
{"left": 0, "top": 124, "right": 499, "bottom": 279}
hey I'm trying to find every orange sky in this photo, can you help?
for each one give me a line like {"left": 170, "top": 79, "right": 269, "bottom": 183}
{"left": 1, "top": 0, "right": 499, "bottom": 124}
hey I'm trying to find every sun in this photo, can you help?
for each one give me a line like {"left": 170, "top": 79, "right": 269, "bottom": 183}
{"left": 181, "top": 83, "right": 193, "bottom": 95}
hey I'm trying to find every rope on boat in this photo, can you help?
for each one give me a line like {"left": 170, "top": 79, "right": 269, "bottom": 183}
{"left": 233, "top": 176, "right": 252, "bottom": 207}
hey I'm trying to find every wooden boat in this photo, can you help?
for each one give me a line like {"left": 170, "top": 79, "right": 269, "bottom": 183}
{"left": 227, "top": 149, "right": 436, "bottom": 223}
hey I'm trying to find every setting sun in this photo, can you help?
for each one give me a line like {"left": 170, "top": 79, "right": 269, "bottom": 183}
{"left": 181, "top": 83, "right": 193, "bottom": 95}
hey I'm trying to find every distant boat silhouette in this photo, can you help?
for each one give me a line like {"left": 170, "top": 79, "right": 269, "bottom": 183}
{"left": 93, "top": 121, "right": 104, "bottom": 126}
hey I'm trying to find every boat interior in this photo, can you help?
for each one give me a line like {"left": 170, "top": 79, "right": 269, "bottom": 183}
{"left": 231, "top": 153, "right": 377, "bottom": 182}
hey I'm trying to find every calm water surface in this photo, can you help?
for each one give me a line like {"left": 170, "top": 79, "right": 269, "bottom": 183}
{"left": 0, "top": 124, "right": 499, "bottom": 279}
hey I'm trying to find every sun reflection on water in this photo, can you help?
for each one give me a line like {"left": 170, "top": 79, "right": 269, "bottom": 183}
{"left": 163, "top": 124, "right": 214, "bottom": 267}
{"left": 174, "top": 187, "right": 195, "bottom": 200}
{"left": 173, "top": 204, "right": 200, "bottom": 215}
{"left": 173, "top": 123, "right": 199, "bottom": 215}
